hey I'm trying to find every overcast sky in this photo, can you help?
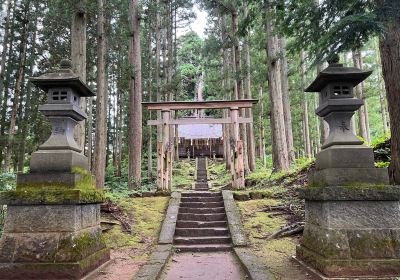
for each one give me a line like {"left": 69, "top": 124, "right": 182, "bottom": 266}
{"left": 177, "top": 4, "right": 207, "bottom": 38}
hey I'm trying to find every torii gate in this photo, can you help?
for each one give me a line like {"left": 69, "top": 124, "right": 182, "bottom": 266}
{"left": 143, "top": 99, "right": 258, "bottom": 191}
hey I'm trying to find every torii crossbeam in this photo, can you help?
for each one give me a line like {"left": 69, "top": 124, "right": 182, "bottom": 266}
{"left": 143, "top": 99, "right": 258, "bottom": 191}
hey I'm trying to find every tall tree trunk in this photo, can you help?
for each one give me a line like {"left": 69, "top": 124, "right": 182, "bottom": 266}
{"left": 147, "top": 25, "right": 153, "bottom": 180}
{"left": 279, "top": 38, "right": 295, "bottom": 163}
{"left": 155, "top": 0, "right": 162, "bottom": 142}
{"left": 0, "top": 0, "right": 12, "bottom": 106}
{"left": 221, "top": 13, "right": 231, "bottom": 170}
{"left": 375, "top": 39, "right": 389, "bottom": 135}
{"left": 128, "top": 0, "right": 143, "bottom": 189}
{"left": 300, "top": 52, "right": 312, "bottom": 158}
{"left": 243, "top": 3, "right": 256, "bottom": 171}
{"left": 17, "top": 16, "right": 37, "bottom": 171}
{"left": 0, "top": 0, "right": 15, "bottom": 169}
{"left": 71, "top": 0, "right": 87, "bottom": 152}
{"left": 265, "top": 3, "right": 289, "bottom": 171}
{"left": 87, "top": 97, "right": 93, "bottom": 171}
{"left": 352, "top": 49, "right": 370, "bottom": 143}
{"left": 94, "top": 0, "right": 107, "bottom": 189}
{"left": 231, "top": 9, "right": 250, "bottom": 174}
{"left": 3, "top": 0, "right": 30, "bottom": 172}
{"left": 259, "top": 87, "right": 266, "bottom": 165}
{"left": 379, "top": 13, "right": 400, "bottom": 184}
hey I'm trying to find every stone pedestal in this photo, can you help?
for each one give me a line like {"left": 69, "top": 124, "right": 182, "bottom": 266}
{"left": 297, "top": 186, "right": 400, "bottom": 278}
{"left": 0, "top": 170, "right": 109, "bottom": 279}
{"left": 298, "top": 61, "right": 400, "bottom": 279}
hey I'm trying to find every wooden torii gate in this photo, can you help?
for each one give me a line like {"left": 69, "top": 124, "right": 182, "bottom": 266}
{"left": 143, "top": 99, "right": 258, "bottom": 191}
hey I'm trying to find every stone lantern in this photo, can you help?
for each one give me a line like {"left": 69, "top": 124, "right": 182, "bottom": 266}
{"left": 295, "top": 60, "right": 400, "bottom": 279}
{"left": 0, "top": 60, "right": 109, "bottom": 279}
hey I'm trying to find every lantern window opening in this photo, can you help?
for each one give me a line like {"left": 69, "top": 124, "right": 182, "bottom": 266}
{"left": 52, "top": 91, "right": 60, "bottom": 100}
{"left": 60, "top": 91, "right": 68, "bottom": 100}
{"left": 333, "top": 85, "right": 351, "bottom": 96}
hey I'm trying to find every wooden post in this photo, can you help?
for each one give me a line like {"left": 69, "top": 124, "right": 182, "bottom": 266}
{"left": 162, "top": 110, "right": 172, "bottom": 191}
{"left": 230, "top": 107, "right": 244, "bottom": 189}
{"left": 157, "top": 142, "right": 164, "bottom": 190}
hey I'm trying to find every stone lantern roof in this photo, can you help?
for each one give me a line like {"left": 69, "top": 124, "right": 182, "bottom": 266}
{"left": 305, "top": 63, "right": 372, "bottom": 92}
{"left": 30, "top": 59, "right": 95, "bottom": 97}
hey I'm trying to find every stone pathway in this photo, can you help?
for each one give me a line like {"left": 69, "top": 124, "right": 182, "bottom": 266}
{"left": 195, "top": 157, "right": 209, "bottom": 191}
{"left": 160, "top": 252, "right": 247, "bottom": 280}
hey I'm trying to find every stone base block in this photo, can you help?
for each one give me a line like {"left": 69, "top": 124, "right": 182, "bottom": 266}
{"left": 316, "top": 145, "right": 374, "bottom": 169}
{"left": 0, "top": 248, "right": 110, "bottom": 280}
{"left": 0, "top": 225, "right": 109, "bottom": 279}
{"left": 30, "top": 149, "right": 89, "bottom": 172}
{"left": 17, "top": 172, "right": 81, "bottom": 188}
{"left": 299, "top": 186, "right": 400, "bottom": 278}
{"left": 309, "top": 167, "right": 389, "bottom": 187}
{"left": 3, "top": 204, "right": 100, "bottom": 232}
{"left": 296, "top": 245, "right": 400, "bottom": 278}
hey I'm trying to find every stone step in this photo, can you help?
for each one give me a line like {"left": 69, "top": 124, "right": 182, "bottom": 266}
{"left": 179, "top": 207, "right": 225, "bottom": 214}
{"left": 175, "top": 227, "right": 229, "bottom": 237}
{"left": 178, "top": 213, "right": 226, "bottom": 222}
{"left": 180, "top": 202, "right": 224, "bottom": 208}
{"left": 181, "top": 192, "right": 220, "bottom": 198}
{"left": 181, "top": 197, "right": 222, "bottom": 203}
{"left": 174, "top": 235, "right": 231, "bottom": 245}
{"left": 174, "top": 244, "right": 232, "bottom": 253}
{"left": 176, "top": 220, "right": 228, "bottom": 228}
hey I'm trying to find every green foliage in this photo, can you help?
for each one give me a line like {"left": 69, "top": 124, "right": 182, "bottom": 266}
{"left": 208, "top": 160, "right": 231, "bottom": 188}
{"left": 0, "top": 173, "right": 16, "bottom": 191}
{"left": 278, "top": 0, "right": 400, "bottom": 63}
{"left": 172, "top": 159, "right": 195, "bottom": 189}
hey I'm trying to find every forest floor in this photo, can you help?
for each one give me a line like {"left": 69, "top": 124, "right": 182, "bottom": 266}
{"left": 85, "top": 196, "right": 169, "bottom": 280}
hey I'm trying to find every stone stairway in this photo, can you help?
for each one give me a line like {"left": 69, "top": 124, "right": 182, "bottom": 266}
{"left": 195, "top": 157, "right": 209, "bottom": 191}
{"left": 174, "top": 192, "right": 232, "bottom": 252}
{"left": 174, "top": 157, "right": 232, "bottom": 252}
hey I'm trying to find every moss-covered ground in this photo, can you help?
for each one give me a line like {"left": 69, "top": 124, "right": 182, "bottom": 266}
{"left": 237, "top": 198, "right": 315, "bottom": 280}
{"left": 208, "top": 159, "right": 230, "bottom": 189}
{"left": 172, "top": 159, "right": 195, "bottom": 191}
{"left": 103, "top": 196, "right": 169, "bottom": 260}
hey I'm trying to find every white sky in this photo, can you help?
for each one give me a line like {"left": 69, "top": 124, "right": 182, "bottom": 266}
{"left": 177, "top": 4, "right": 207, "bottom": 38}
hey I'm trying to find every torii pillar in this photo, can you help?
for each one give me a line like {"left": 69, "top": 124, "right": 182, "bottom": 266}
{"left": 157, "top": 109, "right": 173, "bottom": 191}
{"left": 230, "top": 107, "right": 245, "bottom": 189}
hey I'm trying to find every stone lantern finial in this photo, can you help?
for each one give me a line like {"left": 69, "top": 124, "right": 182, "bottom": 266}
{"left": 60, "top": 59, "right": 72, "bottom": 69}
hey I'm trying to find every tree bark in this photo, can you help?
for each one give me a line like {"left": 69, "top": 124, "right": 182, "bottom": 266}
{"left": 300, "top": 51, "right": 312, "bottom": 158}
{"left": 279, "top": 38, "right": 295, "bottom": 163}
{"left": 71, "top": 0, "right": 87, "bottom": 153}
{"left": 3, "top": 0, "right": 30, "bottom": 172}
{"left": 147, "top": 23, "right": 153, "bottom": 180}
{"left": 259, "top": 87, "right": 266, "bottom": 166}
{"left": 87, "top": 97, "right": 93, "bottom": 171}
{"left": 128, "top": 0, "right": 143, "bottom": 189}
{"left": 0, "top": 0, "right": 15, "bottom": 169}
{"left": 375, "top": 39, "right": 389, "bottom": 135}
{"left": 379, "top": 14, "right": 400, "bottom": 184}
{"left": 265, "top": 3, "right": 289, "bottom": 171}
{"left": 94, "top": 0, "right": 107, "bottom": 189}
{"left": 243, "top": 4, "right": 256, "bottom": 171}
{"left": 352, "top": 49, "right": 370, "bottom": 143}
{"left": 0, "top": 0, "right": 12, "bottom": 106}
{"left": 231, "top": 9, "right": 250, "bottom": 174}
{"left": 17, "top": 16, "right": 38, "bottom": 171}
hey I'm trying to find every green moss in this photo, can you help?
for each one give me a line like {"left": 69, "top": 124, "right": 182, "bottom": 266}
{"left": 103, "top": 196, "right": 169, "bottom": 261}
{"left": 58, "top": 231, "right": 103, "bottom": 260}
{"left": 172, "top": 160, "right": 195, "bottom": 190}
{"left": 72, "top": 167, "right": 96, "bottom": 190}
{"left": 0, "top": 189, "right": 104, "bottom": 205}
{"left": 16, "top": 167, "right": 96, "bottom": 191}
{"left": 237, "top": 198, "right": 307, "bottom": 279}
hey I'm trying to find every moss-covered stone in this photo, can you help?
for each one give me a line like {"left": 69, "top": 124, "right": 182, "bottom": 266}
{"left": 0, "top": 189, "right": 105, "bottom": 205}
{"left": 233, "top": 191, "right": 250, "bottom": 201}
